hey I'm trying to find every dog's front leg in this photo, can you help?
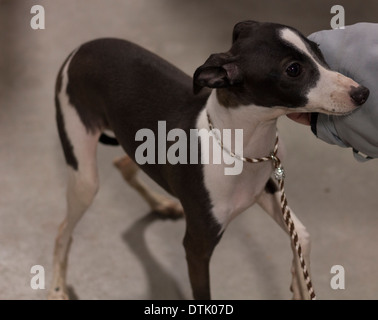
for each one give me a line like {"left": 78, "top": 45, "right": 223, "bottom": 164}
{"left": 257, "top": 179, "right": 312, "bottom": 300}
{"left": 182, "top": 207, "right": 223, "bottom": 300}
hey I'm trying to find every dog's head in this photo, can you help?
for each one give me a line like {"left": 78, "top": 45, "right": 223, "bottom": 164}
{"left": 193, "top": 21, "right": 369, "bottom": 115}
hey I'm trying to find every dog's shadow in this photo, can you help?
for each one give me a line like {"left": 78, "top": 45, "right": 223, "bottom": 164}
{"left": 121, "top": 211, "right": 186, "bottom": 299}
{"left": 65, "top": 210, "right": 283, "bottom": 300}
{"left": 65, "top": 211, "right": 184, "bottom": 300}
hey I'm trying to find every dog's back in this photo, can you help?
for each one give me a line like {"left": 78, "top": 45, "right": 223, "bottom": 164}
{"left": 55, "top": 38, "right": 209, "bottom": 191}
{"left": 60, "top": 38, "right": 208, "bottom": 136}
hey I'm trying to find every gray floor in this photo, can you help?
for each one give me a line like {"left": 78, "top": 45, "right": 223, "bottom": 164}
{"left": 1, "top": 0, "right": 378, "bottom": 300}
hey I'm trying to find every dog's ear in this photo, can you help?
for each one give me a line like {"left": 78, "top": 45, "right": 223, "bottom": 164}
{"left": 232, "top": 20, "right": 258, "bottom": 43}
{"left": 193, "top": 53, "right": 241, "bottom": 94}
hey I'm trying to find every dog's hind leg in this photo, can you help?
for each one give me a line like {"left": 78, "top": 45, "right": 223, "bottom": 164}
{"left": 257, "top": 179, "right": 312, "bottom": 300}
{"left": 113, "top": 155, "right": 184, "bottom": 218}
{"left": 49, "top": 159, "right": 99, "bottom": 300}
{"left": 49, "top": 57, "right": 101, "bottom": 300}
{"left": 49, "top": 122, "right": 100, "bottom": 299}
{"left": 49, "top": 115, "right": 100, "bottom": 299}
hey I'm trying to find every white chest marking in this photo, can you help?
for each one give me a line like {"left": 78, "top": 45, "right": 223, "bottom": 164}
{"left": 195, "top": 93, "right": 280, "bottom": 231}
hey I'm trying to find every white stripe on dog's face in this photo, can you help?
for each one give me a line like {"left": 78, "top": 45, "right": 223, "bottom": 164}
{"left": 280, "top": 28, "right": 360, "bottom": 115}
{"left": 280, "top": 28, "right": 319, "bottom": 63}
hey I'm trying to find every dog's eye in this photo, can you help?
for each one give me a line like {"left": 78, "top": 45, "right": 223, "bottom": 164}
{"left": 286, "top": 63, "right": 302, "bottom": 77}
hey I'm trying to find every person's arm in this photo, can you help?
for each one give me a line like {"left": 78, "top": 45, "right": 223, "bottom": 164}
{"left": 287, "top": 112, "right": 349, "bottom": 148}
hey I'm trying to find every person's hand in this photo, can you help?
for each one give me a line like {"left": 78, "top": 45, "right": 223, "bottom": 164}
{"left": 286, "top": 113, "right": 311, "bottom": 126}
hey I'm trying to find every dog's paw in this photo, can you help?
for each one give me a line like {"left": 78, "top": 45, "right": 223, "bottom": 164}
{"left": 153, "top": 199, "right": 184, "bottom": 220}
{"left": 47, "top": 287, "right": 69, "bottom": 300}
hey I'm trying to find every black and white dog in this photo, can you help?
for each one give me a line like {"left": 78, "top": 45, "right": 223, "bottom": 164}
{"left": 49, "top": 21, "right": 368, "bottom": 300}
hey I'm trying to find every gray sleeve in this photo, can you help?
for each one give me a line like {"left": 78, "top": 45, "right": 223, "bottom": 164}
{"left": 307, "top": 23, "right": 378, "bottom": 161}
{"left": 310, "top": 113, "right": 348, "bottom": 148}
{"left": 312, "top": 113, "right": 373, "bottom": 162}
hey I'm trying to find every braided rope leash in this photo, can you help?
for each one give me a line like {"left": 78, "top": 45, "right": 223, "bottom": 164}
{"left": 207, "top": 112, "right": 316, "bottom": 300}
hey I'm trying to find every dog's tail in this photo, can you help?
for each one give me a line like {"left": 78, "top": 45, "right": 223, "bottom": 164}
{"left": 99, "top": 133, "right": 119, "bottom": 146}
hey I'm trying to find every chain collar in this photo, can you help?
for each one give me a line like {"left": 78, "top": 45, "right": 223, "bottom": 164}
{"left": 206, "top": 110, "right": 285, "bottom": 180}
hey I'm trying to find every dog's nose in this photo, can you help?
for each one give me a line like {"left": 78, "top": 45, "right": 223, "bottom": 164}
{"left": 350, "top": 86, "right": 370, "bottom": 106}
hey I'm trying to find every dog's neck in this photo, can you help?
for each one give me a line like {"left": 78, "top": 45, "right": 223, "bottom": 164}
{"left": 204, "top": 90, "right": 285, "bottom": 158}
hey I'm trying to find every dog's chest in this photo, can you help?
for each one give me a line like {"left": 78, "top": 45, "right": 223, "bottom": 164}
{"left": 202, "top": 157, "right": 273, "bottom": 229}
{"left": 195, "top": 108, "right": 274, "bottom": 228}
{"left": 192, "top": 90, "right": 290, "bottom": 230}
